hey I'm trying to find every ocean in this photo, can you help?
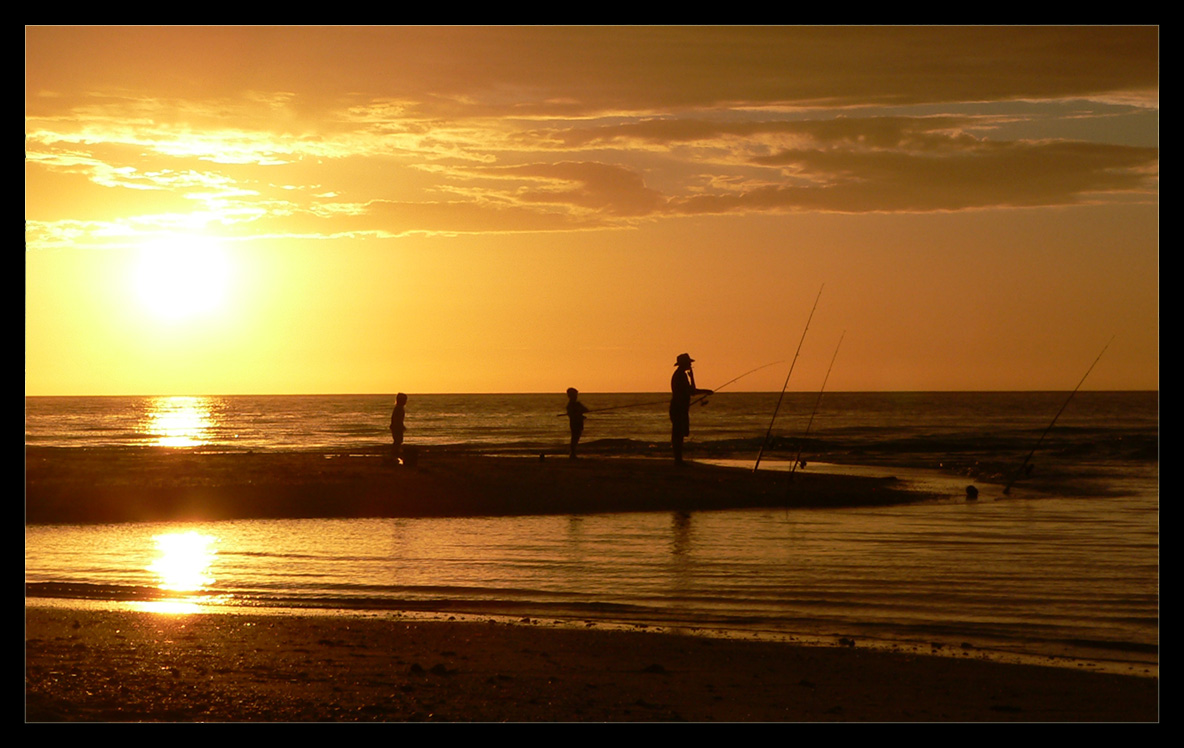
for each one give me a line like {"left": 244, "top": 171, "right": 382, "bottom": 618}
{"left": 25, "top": 392, "right": 1159, "bottom": 673}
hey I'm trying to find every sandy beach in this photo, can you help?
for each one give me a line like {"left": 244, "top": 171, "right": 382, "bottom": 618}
{"left": 25, "top": 605, "right": 1158, "bottom": 722}
{"left": 25, "top": 446, "right": 941, "bottom": 526}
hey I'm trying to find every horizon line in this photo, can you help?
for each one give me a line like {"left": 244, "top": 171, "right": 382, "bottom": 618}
{"left": 24, "top": 388, "right": 1160, "bottom": 398}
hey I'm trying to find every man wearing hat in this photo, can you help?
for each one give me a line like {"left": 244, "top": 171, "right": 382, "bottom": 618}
{"left": 670, "top": 353, "right": 712, "bottom": 464}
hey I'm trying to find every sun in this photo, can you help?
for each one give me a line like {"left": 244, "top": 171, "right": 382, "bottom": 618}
{"left": 134, "top": 235, "right": 232, "bottom": 322}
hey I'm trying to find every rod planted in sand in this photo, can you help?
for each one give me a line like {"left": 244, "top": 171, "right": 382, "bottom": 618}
{"left": 754, "top": 284, "right": 824, "bottom": 472}
{"left": 789, "top": 330, "right": 844, "bottom": 482}
{"left": 1002, "top": 336, "right": 1115, "bottom": 495}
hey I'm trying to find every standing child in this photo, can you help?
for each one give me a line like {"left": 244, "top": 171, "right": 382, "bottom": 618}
{"left": 565, "top": 387, "right": 589, "bottom": 459}
{"left": 390, "top": 393, "right": 408, "bottom": 465}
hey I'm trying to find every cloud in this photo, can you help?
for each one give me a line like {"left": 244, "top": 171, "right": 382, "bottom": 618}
{"left": 27, "top": 27, "right": 1159, "bottom": 118}
{"left": 332, "top": 198, "right": 614, "bottom": 236}
{"left": 689, "top": 123, "right": 1161, "bottom": 214}
{"left": 24, "top": 26, "right": 1160, "bottom": 247}
{"left": 671, "top": 140, "right": 1159, "bottom": 215}
{"left": 449, "top": 161, "right": 668, "bottom": 218}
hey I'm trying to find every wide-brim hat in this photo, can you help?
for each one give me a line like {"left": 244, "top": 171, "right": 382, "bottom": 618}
{"left": 674, "top": 353, "right": 694, "bottom": 366}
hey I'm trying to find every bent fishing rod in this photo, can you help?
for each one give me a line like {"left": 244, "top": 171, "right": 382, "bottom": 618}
{"left": 754, "top": 284, "right": 824, "bottom": 472}
{"left": 1002, "top": 335, "right": 1115, "bottom": 495}
{"left": 789, "top": 330, "right": 844, "bottom": 482}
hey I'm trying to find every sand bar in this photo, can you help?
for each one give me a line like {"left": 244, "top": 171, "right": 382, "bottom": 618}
{"left": 25, "top": 446, "right": 941, "bottom": 525}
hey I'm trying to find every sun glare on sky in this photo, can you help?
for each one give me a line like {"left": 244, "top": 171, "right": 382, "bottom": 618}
{"left": 134, "top": 236, "right": 232, "bottom": 323}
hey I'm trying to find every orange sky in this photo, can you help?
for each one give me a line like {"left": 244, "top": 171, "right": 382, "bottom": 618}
{"left": 25, "top": 26, "right": 1159, "bottom": 395}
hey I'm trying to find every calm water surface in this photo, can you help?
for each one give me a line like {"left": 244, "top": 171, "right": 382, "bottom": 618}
{"left": 25, "top": 392, "right": 1159, "bottom": 674}
{"left": 25, "top": 471, "right": 1158, "bottom": 672}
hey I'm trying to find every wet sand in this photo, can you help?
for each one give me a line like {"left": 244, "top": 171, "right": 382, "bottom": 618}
{"left": 25, "top": 446, "right": 941, "bottom": 525}
{"left": 25, "top": 605, "right": 1157, "bottom": 722}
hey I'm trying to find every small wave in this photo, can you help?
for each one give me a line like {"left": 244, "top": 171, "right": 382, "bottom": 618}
{"left": 25, "top": 581, "right": 221, "bottom": 604}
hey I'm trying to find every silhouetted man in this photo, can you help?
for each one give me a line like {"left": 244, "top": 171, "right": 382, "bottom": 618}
{"left": 670, "top": 353, "right": 711, "bottom": 464}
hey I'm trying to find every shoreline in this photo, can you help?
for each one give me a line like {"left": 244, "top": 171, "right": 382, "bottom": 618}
{"left": 25, "top": 595, "right": 1159, "bottom": 680}
{"left": 26, "top": 446, "right": 950, "bottom": 526}
{"left": 25, "top": 604, "right": 1159, "bottom": 722}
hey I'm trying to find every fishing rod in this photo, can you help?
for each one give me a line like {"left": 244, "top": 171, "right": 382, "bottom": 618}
{"left": 566, "top": 360, "right": 786, "bottom": 416}
{"left": 753, "top": 284, "right": 824, "bottom": 472}
{"left": 1002, "top": 336, "right": 1115, "bottom": 495}
{"left": 691, "top": 359, "right": 785, "bottom": 407}
{"left": 788, "top": 330, "right": 844, "bottom": 481}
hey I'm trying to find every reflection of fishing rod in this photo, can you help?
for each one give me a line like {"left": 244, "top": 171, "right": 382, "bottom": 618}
{"left": 789, "top": 330, "right": 843, "bottom": 481}
{"left": 754, "top": 284, "right": 824, "bottom": 472}
{"left": 1002, "top": 336, "right": 1114, "bottom": 495}
{"left": 572, "top": 360, "right": 785, "bottom": 416}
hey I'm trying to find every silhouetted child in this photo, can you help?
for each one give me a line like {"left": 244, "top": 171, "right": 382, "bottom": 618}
{"left": 390, "top": 393, "right": 408, "bottom": 465}
{"left": 565, "top": 387, "right": 589, "bottom": 458}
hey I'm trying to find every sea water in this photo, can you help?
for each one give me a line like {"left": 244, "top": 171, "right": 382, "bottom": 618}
{"left": 25, "top": 392, "right": 1159, "bottom": 672}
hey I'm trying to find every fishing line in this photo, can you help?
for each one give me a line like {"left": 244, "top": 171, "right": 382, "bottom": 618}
{"left": 753, "top": 284, "right": 824, "bottom": 472}
{"left": 1002, "top": 335, "right": 1115, "bottom": 495}
{"left": 788, "top": 330, "right": 844, "bottom": 482}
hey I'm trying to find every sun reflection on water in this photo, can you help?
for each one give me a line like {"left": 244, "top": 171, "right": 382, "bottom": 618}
{"left": 149, "top": 531, "right": 218, "bottom": 608}
{"left": 134, "top": 599, "right": 207, "bottom": 615}
{"left": 144, "top": 396, "right": 214, "bottom": 447}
